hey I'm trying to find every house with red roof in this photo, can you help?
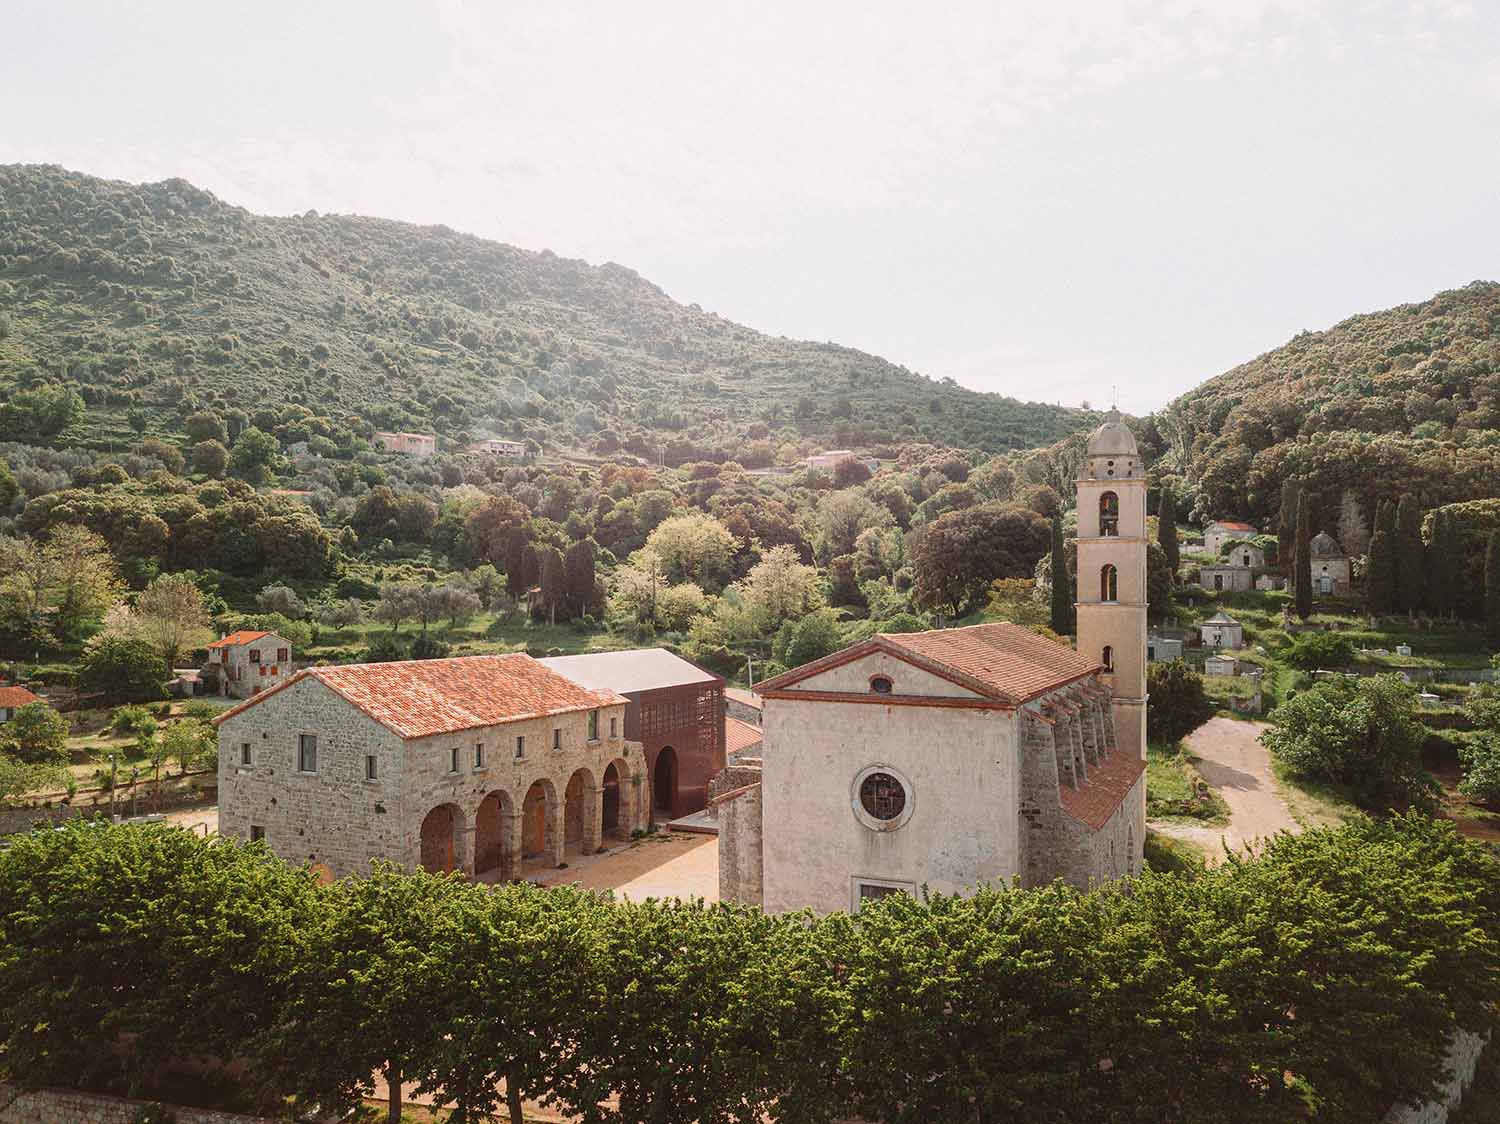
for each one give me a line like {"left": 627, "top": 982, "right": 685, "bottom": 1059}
{"left": 205, "top": 630, "right": 293, "bottom": 699}
{"left": 1203, "top": 519, "right": 1259, "bottom": 556}
{"left": 0, "top": 684, "right": 43, "bottom": 724}
{"left": 212, "top": 653, "right": 645, "bottom": 879}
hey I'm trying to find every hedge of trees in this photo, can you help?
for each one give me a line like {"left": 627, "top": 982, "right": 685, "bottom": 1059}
{"left": 1, "top": 817, "right": 1496, "bottom": 1124}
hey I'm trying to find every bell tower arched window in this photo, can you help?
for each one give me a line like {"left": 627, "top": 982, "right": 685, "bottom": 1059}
{"left": 1102, "top": 645, "right": 1114, "bottom": 671}
{"left": 1101, "top": 564, "right": 1118, "bottom": 602}
{"left": 1099, "top": 491, "right": 1119, "bottom": 537}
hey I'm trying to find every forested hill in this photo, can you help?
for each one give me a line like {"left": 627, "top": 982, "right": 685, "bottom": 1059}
{"left": 1151, "top": 281, "right": 1500, "bottom": 528}
{"left": 0, "top": 164, "right": 1095, "bottom": 461}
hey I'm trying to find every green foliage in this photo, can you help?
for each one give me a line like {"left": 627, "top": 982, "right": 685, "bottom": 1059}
{"left": 0, "top": 754, "right": 67, "bottom": 803}
{"left": 1294, "top": 491, "right": 1312, "bottom": 620}
{"left": 0, "top": 384, "right": 85, "bottom": 440}
{"left": 1157, "top": 487, "right": 1179, "bottom": 574}
{"left": 1395, "top": 494, "right": 1425, "bottom": 614}
{"left": 1282, "top": 631, "right": 1355, "bottom": 670}
{"left": 1261, "top": 674, "right": 1433, "bottom": 810}
{"left": 1368, "top": 528, "right": 1397, "bottom": 612}
{"left": 777, "top": 608, "right": 843, "bottom": 668}
{"left": 1487, "top": 530, "right": 1500, "bottom": 639}
{"left": 909, "top": 502, "right": 1051, "bottom": 617}
{"left": 227, "top": 426, "right": 278, "bottom": 485}
{"left": 2, "top": 701, "right": 69, "bottom": 763}
{"left": 1048, "top": 516, "right": 1072, "bottom": 634}
{"left": 111, "top": 703, "right": 159, "bottom": 739}
{"left": 1457, "top": 732, "right": 1500, "bottom": 805}
{"left": 1146, "top": 660, "right": 1214, "bottom": 744}
{"left": 161, "top": 718, "right": 215, "bottom": 774}
{"left": 78, "top": 634, "right": 168, "bottom": 703}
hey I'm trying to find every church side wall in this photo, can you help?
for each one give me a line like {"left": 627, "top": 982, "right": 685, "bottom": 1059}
{"left": 717, "top": 782, "right": 763, "bottom": 906}
{"left": 762, "top": 693, "right": 1017, "bottom": 914}
{"left": 1063, "top": 771, "right": 1145, "bottom": 887}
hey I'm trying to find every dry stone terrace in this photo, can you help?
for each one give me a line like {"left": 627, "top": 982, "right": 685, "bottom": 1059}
{"left": 214, "top": 654, "right": 648, "bottom": 880}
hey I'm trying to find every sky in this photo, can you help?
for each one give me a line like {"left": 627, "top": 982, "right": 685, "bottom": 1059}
{"left": 3, "top": 1, "right": 1498, "bottom": 414}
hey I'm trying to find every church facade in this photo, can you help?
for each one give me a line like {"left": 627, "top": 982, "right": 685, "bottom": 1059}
{"left": 716, "top": 415, "right": 1148, "bottom": 912}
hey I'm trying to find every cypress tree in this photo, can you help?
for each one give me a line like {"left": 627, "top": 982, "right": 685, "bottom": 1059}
{"left": 1277, "top": 479, "right": 1300, "bottom": 572}
{"left": 1368, "top": 530, "right": 1396, "bottom": 613}
{"left": 1049, "top": 516, "right": 1073, "bottom": 635}
{"left": 1424, "top": 510, "right": 1458, "bottom": 619}
{"left": 1395, "top": 495, "right": 1425, "bottom": 614}
{"left": 1487, "top": 531, "right": 1500, "bottom": 639}
{"left": 1375, "top": 498, "right": 1397, "bottom": 539}
{"left": 1294, "top": 492, "right": 1313, "bottom": 620}
{"left": 1158, "top": 488, "right": 1180, "bottom": 575}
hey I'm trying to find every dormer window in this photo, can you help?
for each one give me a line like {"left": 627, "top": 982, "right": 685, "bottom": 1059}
{"left": 870, "top": 675, "right": 894, "bottom": 695}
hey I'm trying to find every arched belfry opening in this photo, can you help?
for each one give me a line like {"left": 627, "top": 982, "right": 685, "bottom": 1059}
{"left": 1100, "top": 564, "right": 1118, "bottom": 602}
{"left": 1099, "top": 491, "right": 1119, "bottom": 537}
{"left": 1102, "top": 645, "right": 1114, "bottom": 671}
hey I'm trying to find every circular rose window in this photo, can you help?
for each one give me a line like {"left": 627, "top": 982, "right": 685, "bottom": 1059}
{"left": 851, "top": 764, "right": 914, "bottom": 831}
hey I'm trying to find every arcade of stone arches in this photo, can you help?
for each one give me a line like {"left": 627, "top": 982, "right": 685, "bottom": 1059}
{"left": 416, "top": 750, "right": 650, "bottom": 881}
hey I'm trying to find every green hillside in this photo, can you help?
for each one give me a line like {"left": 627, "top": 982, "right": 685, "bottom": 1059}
{"left": 0, "top": 164, "right": 1094, "bottom": 461}
{"left": 1151, "top": 281, "right": 1500, "bottom": 528}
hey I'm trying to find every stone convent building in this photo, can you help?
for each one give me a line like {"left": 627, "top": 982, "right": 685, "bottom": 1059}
{"left": 213, "top": 654, "right": 648, "bottom": 879}
{"left": 717, "top": 414, "right": 1148, "bottom": 913}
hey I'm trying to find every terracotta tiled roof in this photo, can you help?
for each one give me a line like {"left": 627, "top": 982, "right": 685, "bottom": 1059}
{"left": 1058, "top": 750, "right": 1146, "bottom": 830}
{"left": 207, "top": 630, "right": 271, "bottom": 649}
{"left": 212, "top": 654, "right": 627, "bottom": 739}
{"left": 724, "top": 687, "right": 762, "bottom": 711}
{"left": 1210, "top": 521, "right": 1256, "bottom": 532}
{"left": 725, "top": 716, "right": 764, "bottom": 757}
{"left": 756, "top": 622, "right": 1100, "bottom": 706}
{"left": 0, "top": 686, "right": 42, "bottom": 709}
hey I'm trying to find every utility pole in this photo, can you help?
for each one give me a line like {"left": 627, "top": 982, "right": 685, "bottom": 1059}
{"left": 129, "top": 768, "right": 139, "bottom": 820}
{"left": 108, "top": 754, "right": 117, "bottom": 822}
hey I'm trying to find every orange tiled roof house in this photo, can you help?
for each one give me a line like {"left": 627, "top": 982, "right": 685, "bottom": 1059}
{"left": 204, "top": 630, "right": 293, "bottom": 700}
{"left": 212, "top": 654, "right": 648, "bottom": 880}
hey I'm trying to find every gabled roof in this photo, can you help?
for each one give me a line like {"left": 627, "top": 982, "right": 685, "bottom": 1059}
{"left": 756, "top": 622, "right": 1100, "bottom": 707}
{"left": 1208, "top": 520, "right": 1256, "bottom": 532}
{"left": 1202, "top": 611, "right": 1241, "bottom": 625}
{"left": 725, "top": 716, "right": 764, "bottom": 757}
{"left": 538, "top": 649, "right": 720, "bottom": 695}
{"left": 212, "top": 653, "right": 627, "bottom": 740}
{"left": 0, "top": 686, "right": 42, "bottom": 709}
{"left": 724, "top": 686, "right": 762, "bottom": 711}
{"left": 207, "top": 630, "right": 272, "bottom": 649}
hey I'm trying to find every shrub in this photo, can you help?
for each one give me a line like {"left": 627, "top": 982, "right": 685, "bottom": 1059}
{"left": 1458, "top": 731, "right": 1500, "bottom": 805}
{"left": 1146, "top": 660, "right": 1214, "bottom": 743}
{"left": 111, "top": 704, "right": 159, "bottom": 739}
{"left": 2, "top": 702, "right": 69, "bottom": 764}
{"left": 1282, "top": 631, "right": 1355, "bottom": 670}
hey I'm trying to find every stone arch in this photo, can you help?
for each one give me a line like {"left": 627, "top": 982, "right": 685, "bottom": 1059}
{"left": 1098, "top": 491, "right": 1119, "bottom": 536}
{"left": 474, "top": 789, "right": 516, "bottom": 881}
{"left": 602, "top": 757, "right": 638, "bottom": 839}
{"left": 1100, "top": 564, "right": 1118, "bottom": 602}
{"left": 564, "top": 766, "right": 599, "bottom": 853}
{"left": 419, "top": 802, "right": 464, "bottom": 874}
{"left": 653, "top": 745, "right": 678, "bottom": 819}
{"left": 521, "top": 778, "right": 558, "bottom": 861}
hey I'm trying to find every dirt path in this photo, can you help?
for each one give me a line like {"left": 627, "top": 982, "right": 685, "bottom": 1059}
{"left": 1151, "top": 717, "right": 1298, "bottom": 862}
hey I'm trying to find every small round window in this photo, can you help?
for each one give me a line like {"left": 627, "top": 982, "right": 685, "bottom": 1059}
{"left": 870, "top": 675, "right": 893, "bottom": 694}
{"left": 859, "top": 772, "right": 906, "bottom": 820}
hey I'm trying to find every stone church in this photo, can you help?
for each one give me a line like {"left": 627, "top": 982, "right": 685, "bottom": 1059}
{"left": 716, "top": 414, "right": 1148, "bottom": 912}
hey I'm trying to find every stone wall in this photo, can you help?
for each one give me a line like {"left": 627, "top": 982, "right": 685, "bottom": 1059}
{"left": 715, "top": 771, "right": 762, "bottom": 906}
{"left": 217, "top": 676, "right": 642, "bottom": 879}
{"left": 1384, "top": 1030, "right": 1489, "bottom": 1124}
{"left": 0, "top": 1086, "right": 279, "bottom": 1124}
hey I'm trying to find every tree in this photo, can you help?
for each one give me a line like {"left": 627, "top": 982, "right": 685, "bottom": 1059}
{"left": 735, "top": 545, "right": 823, "bottom": 635}
{"left": 1395, "top": 494, "right": 1425, "bottom": 614}
{"left": 986, "top": 578, "right": 1048, "bottom": 628}
{"left": 0, "top": 457, "right": 17, "bottom": 509}
{"left": 373, "top": 583, "right": 419, "bottom": 633}
{"left": 1261, "top": 674, "right": 1431, "bottom": 810}
{"left": 1283, "top": 631, "right": 1355, "bottom": 670}
{"left": 133, "top": 573, "right": 214, "bottom": 666}
{"left": 1157, "top": 487, "right": 1180, "bottom": 576}
{"left": 831, "top": 456, "right": 873, "bottom": 488}
{"left": 1049, "top": 516, "right": 1073, "bottom": 635}
{"left": 161, "top": 718, "right": 215, "bottom": 775}
{"left": 1487, "top": 530, "right": 1500, "bottom": 639}
{"left": 436, "top": 582, "right": 481, "bottom": 628}
{"left": 538, "top": 545, "right": 566, "bottom": 625}
{"left": 1294, "top": 492, "right": 1312, "bottom": 620}
{"left": 189, "top": 437, "right": 228, "bottom": 478}
{"left": 318, "top": 598, "right": 365, "bottom": 630}
{"left": 185, "top": 410, "right": 229, "bottom": 445}
{"left": 909, "top": 503, "right": 1051, "bottom": 617}
{"left": 644, "top": 513, "right": 737, "bottom": 589}
{"left": 228, "top": 426, "right": 279, "bottom": 485}
{"left": 504, "top": 530, "right": 539, "bottom": 599}
{"left": 1336, "top": 490, "right": 1370, "bottom": 558}
{"left": 0, "top": 756, "right": 67, "bottom": 805}
{"left": 1146, "top": 660, "right": 1213, "bottom": 744}
{"left": 1368, "top": 529, "right": 1397, "bottom": 612}
{"left": 0, "top": 384, "right": 84, "bottom": 439}
{"left": 77, "top": 634, "right": 168, "bottom": 703}
{"left": 777, "top": 609, "right": 843, "bottom": 668}
{"left": 4, "top": 702, "right": 69, "bottom": 764}
{"left": 1276, "top": 478, "right": 1299, "bottom": 573}
{"left": 256, "top": 584, "right": 307, "bottom": 619}
{"left": 470, "top": 563, "right": 503, "bottom": 610}
{"left": 563, "top": 539, "right": 597, "bottom": 618}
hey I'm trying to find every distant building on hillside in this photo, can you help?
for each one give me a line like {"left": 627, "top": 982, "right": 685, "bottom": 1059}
{"left": 373, "top": 431, "right": 436, "bottom": 458}
{"left": 1203, "top": 520, "right": 1258, "bottom": 556}
{"left": 468, "top": 438, "right": 526, "bottom": 458}
{"left": 1199, "top": 563, "right": 1254, "bottom": 594}
{"left": 807, "top": 450, "right": 878, "bottom": 474}
{"left": 1310, "top": 531, "right": 1352, "bottom": 595}
{"left": 1147, "top": 635, "right": 1183, "bottom": 662}
{"left": 1204, "top": 653, "right": 1239, "bottom": 677}
{"left": 1199, "top": 611, "right": 1244, "bottom": 651}
{"left": 724, "top": 686, "right": 762, "bottom": 726}
{"left": 206, "top": 630, "right": 293, "bottom": 700}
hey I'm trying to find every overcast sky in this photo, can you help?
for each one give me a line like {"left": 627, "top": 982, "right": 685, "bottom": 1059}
{"left": 4, "top": 1, "right": 1497, "bottom": 413}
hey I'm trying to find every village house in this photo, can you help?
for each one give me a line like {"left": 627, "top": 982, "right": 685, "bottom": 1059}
{"left": 1147, "top": 635, "right": 1184, "bottom": 662}
{"left": 467, "top": 437, "right": 526, "bottom": 457}
{"left": 213, "top": 654, "right": 644, "bottom": 879}
{"left": 205, "top": 630, "right": 294, "bottom": 700}
{"left": 1199, "top": 562, "right": 1255, "bottom": 594}
{"left": 724, "top": 686, "right": 762, "bottom": 727}
{"left": 373, "top": 431, "right": 437, "bottom": 458}
{"left": 1200, "top": 611, "right": 1245, "bottom": 650}
{"left": 1204, "top": 653, "right": 1239, "bottom": 677}
{"left": 0, "top": 684, "right": 41, "bottom": 723}
{"left": 539, "top": 649, "right": 725, "bottom": 820}
{"left": 717, "top": 413, "right": 1147, "bottom": 912}
{"left": 1310, "top": 531, "right": 1353, "bottom": 594}
{"left": 1203, "top": 520, "right": 1258, "bottom": 555}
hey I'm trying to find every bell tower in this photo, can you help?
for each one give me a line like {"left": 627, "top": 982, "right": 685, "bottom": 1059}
{"left": 1075, "top": 411, "right": 1148, "bottom": 759}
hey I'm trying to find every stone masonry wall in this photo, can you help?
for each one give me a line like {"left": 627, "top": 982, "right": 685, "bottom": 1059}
{"left": 1384, "top": 1030, "right": 1489, "bottom": 1124}
{"left": 0, "top": 1086, "right": 279, "bottom": 1124}
{"left": 218, "top": 677, "right": 642, "bottom": 879}
{"left": 716, "top": 776, "right": 763, "bottom": 906}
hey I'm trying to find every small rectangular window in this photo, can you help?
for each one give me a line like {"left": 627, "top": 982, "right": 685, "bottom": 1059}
{"left": 365, "top": 754, "right": 378, "bottom": 781}
{"left": 610, "top": 716, "right": 618, "bottom": 738}
{"left": 298, "top": 734, "right": 317, "bottom": 773}
{"left": 250, "top": 825, "right": 265, "bottom": 842}
{"left": 474, "top": 742, "right": 484, "bottom": 768}
{"left": 249, "top": 649, "right": 261, "bottom": 663}
{"left": 588, "top": 709, "right": 599, "bottom": 741}
{"left": 449, "top": 747, "right": 460, "bottom": 773}
{"left": 552, "top": 727, "right": 562, "bottom": 751}
{"left": 515, "top": 735, "right": 525, "bottom": 759}
{"left": 240, "top": 742, "right": 252, "bottom": 766}
{"left": 277, "top": 647, "right": 289, "bottom": 662}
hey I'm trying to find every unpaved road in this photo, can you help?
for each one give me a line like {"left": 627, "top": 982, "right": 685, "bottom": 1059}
{"left": 1151, "top": 717, "right": 1298, "bottom": 862}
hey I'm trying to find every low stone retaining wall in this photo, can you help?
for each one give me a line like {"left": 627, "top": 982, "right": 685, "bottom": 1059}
{"left": 0, "top": 1085, "right": 279, "bottom": 1123}
{"left": 1385, "top": 1029, "right": 1489, "bottom": 1124}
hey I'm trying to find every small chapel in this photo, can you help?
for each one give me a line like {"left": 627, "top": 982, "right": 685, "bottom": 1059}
{"left": 715, "top": 414, "right": 1148, "bottom": 913}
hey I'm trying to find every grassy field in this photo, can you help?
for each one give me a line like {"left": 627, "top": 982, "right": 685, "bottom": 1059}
{"left": 1145, "top": 742, "right": 1230, "bottom": 824}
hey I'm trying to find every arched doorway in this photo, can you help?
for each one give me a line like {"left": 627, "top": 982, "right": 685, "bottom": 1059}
{"left": 521, "top": 780, "right": 555, "bottom": 860}
{"left": 419, "top": 803, "right": 462, "bottom": 874}
{"left": 602, "top": 757, "right": 635, "bottom": 840}
{"left": 564, "top": 767, "right": 597, "bottom": 853}
{"left": 653, "top": 746, "right": 677, "bottom": 818}
{"left": 474, "top": 790, "right": 515, "bottom": 880}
